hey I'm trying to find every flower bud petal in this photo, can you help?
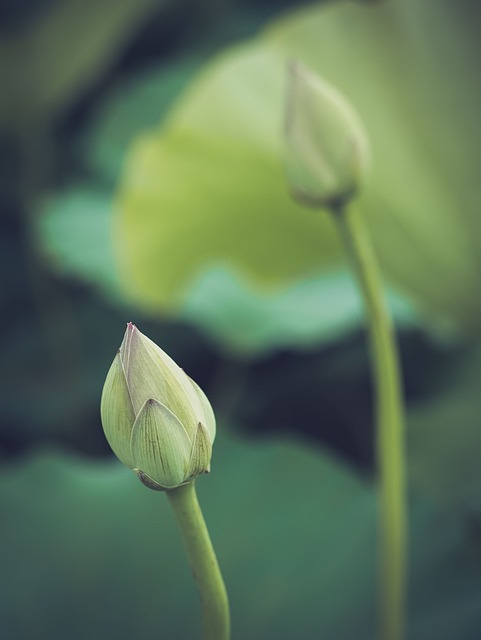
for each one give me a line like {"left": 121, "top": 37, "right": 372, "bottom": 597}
{"left": 187, "top": 376, "right": 216, "bottom": 445}
{"left": 187, "top": 422, "right": 212, "bottom": 480}
{"left": 285, "top": 59, "right": 370, "bottom": 208}
{"left": 101, "top": 323, "right": 218, "bottom": 489}
{"left": 130, "top": 398, "right": 192, "bottom": 490}
{"left": 120, "top": 323, "right": 203, "bottom": 438}
{"left": 100, "top": 352, "right": 136, "bottom": 469}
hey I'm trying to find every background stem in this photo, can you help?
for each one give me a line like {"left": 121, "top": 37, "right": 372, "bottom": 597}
{"left": 167, "top": 481, "right": 230, "bottom": 640}
{"left": 332, "top": 204, "right": 407, "bottom": 640}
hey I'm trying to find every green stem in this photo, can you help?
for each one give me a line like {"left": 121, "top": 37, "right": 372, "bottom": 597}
{"left": 332, "top": 204, "right": 407, "bottom": 640}
{"left": 167, "top": 481, "right": 230, "bottom": 640}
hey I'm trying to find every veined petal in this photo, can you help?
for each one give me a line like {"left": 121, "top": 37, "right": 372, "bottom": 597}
{"left": 120, "top": 324, "right": 200, "bottom": 436}
{"left": 187, "top": 422, "right": 212, "bottom": 480}
{"left": 100, "top": 352, "right": 136, "bottom": 468}
{"left": 130, "top": 399, "right": 192, "bottom": 489}
{"left": 187, "top": 376, "right": 216, "bottom": 445}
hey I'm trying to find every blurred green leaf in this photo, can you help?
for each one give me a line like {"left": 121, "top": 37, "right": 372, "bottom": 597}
{"left": 80, "top": 57, "right": 205, "bottom": 186}
{"left": 264, "top": 0, "right": 481, "bottom": 327}
{"left": 1, "top": 434, "right": 481, "bottom": 639}
{"left": 40, "top": 187, "right": 120, "bottom": 294}
{"left": 36, "top": 0, "right": 481, "bottom": 355}
{"left": 116, "top": 120, "right": 339, "bottom": 308}
{"left": 180, "top": 267, "right": 414, "bottom": 354}
{"left": 37, "top": 182, "right": 413, "bottom": 355}
{"left": 115, "top": 0, "right": 481, "bottom": 331}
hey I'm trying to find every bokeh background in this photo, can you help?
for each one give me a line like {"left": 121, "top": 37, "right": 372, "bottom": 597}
{"left": 2, "top": 0, "right": 481, "bottom": 638}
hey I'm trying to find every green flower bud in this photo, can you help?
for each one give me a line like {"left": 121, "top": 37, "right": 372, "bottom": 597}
{"left": 285, "top": 59, "right": 370, "bottom": 209}
{"left": 100, "top": 323, "right": 216, "bottom": 490}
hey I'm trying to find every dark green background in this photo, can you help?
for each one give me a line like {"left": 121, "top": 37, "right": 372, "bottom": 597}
{"left": 2, "top": 1, "right": 481, "bottom": 638}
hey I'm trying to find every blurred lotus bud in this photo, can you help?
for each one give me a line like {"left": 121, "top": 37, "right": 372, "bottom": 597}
{"left": 285, "top": 59, "right": 370, "bottom": 209}
{"left": 100, "top": 323, "right": 216, "bottom": 490}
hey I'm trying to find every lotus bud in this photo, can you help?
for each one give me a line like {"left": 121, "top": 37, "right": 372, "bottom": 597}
{"left": 285, "top": 59, "right": 370, "bottom": 209}
{"left": 100, "top": 323, "right": 216, "bottom": 490}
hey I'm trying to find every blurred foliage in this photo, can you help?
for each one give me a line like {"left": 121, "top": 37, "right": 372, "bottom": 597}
{"left": 3, "top": 0, "right": 481, "bottom": 638}
{"left": 115, "top": 0, "right": 481, "bottom": 330}
{"left": 40, "top": 0, "right": 481, "bottom": 335}
{"left": 0, "top": 0, "right": 164, "bottom": 127}
{"left": 35, "top": 0, "right": 481, "bottom": 508}
{"left": 3, "top": 435, "right": 481, "bottom": 640}
{"left": 1, "top": 0, "right": 310, "bottom": 456}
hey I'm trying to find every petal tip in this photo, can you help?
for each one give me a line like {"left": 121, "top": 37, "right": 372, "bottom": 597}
{"left": 134, "top": 469, "right": 166, "bottom": 491}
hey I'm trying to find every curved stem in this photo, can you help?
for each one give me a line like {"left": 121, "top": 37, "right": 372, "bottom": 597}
{"left": 167, "top": 481, "right": 230, "bottom": 640}
{"left": 332, "top": 204, "right": 407, "bottom": 640}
